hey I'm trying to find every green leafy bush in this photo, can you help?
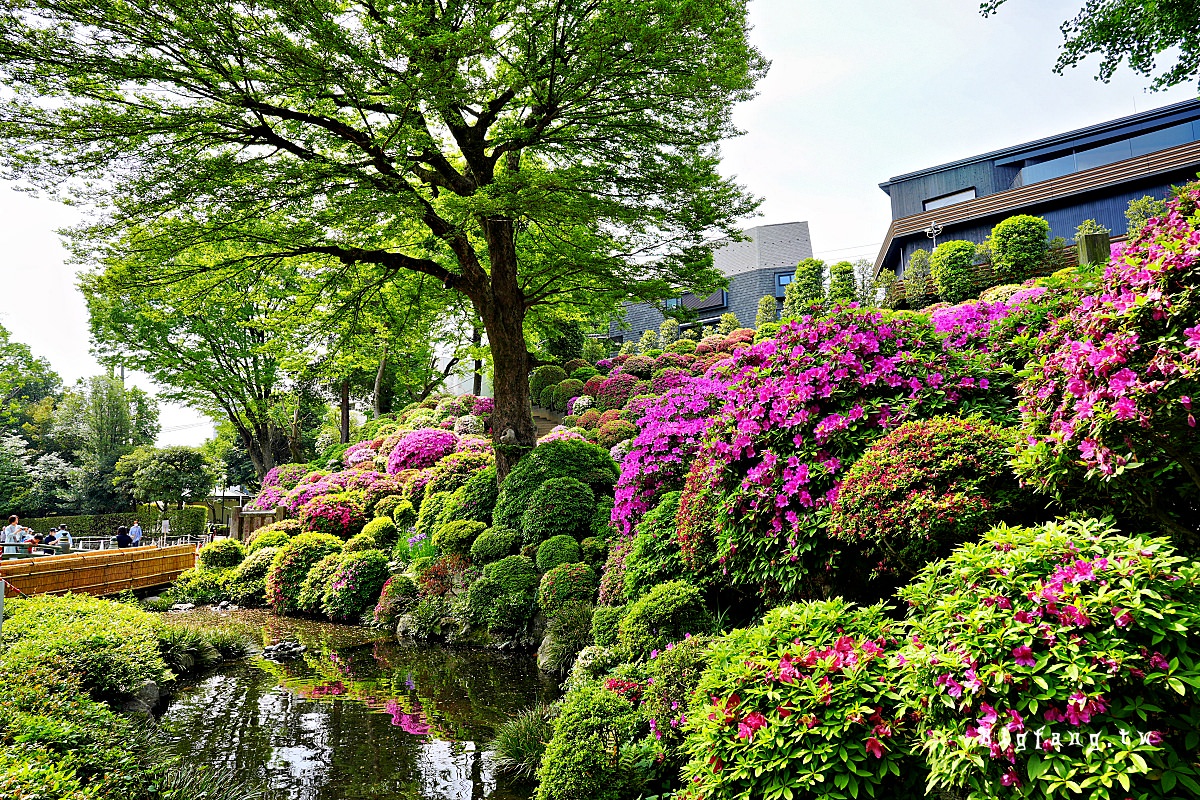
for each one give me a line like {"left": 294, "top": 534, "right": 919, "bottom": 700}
{"left": 539, "top": 601, "right": 594, "bottom": 675}
{"left": 493, "top": 439, "right": 618, "bottom": 531}
{"left": 535, "top": 683, "right": 645, "bottom": 800}
{"left": 265, "top": 532, "right": 343, "bottom": 613}
{"left": 470, "top": 526, "right": 519, "bottom": 565}
{"left": 299, "top": 489, "right": 367, "bottom": 538}
{"left": 198, "top": 538, "right": 245, "bottom": 570}
{"left": 904, "top": 248, "right": 935, "bottom": 306}
{"left": 374, "top": 495, "right": 412, "bottom": 525}
{"left": 342, "top": 531, "right": 382, "bottom": 553}
{"left": 360, "top": 515, "right": 399, "bottom": 549}
{"left": 552, "top": 379, "right": 587, "bottom": 412}
{"left": 899, "top": 519, "right": 1200, "bottom": 799}
{"left": 591, "top": 604, "right": 628, "bottom": 649}
{"left": 412, "top": 490, "right": 452, "bottom": 546}
{"left": 492, "top": 703, "right": 557, "bottom": 780}
{"left": 591, "top": 496, "right": 615, "bottom": 540}
{"left": 246, "top": 518, "right": 302, "bottom": 549}
{"left": 521, "top": 476, "right": 597, "bottom": 545}
{"left": 826, "top": 259, "right": 857, "bottom": 305}
{"left": 642, "top": 633, "right": 711, "bottom": 759}
{"left": 485, "top": 555, "right": 540, "bottom": 595}
{"left": 571, "top": 365, "right": 599, "bottom": 382}
{"left": 990, "top": 214, "right": 1050, "bottom": 284}
{"left": 782, "top": 258, "right": 826, "bottom": 318}
{"left": 226, "top": 545, "right": 281, "bottom": 606}
{"left": 537, "top": 562, "right": 598, "bottom": 617}
{"left": 682, "top": 600, "right": 920, "bottom": 800}
{"left": 618, "top": 580, "right": 710, "bottom": 660}
{"left": 426, "top": 450, "right": 493, "bottom": 496}
{"left": 580, "top": 536, "right": 607, "bottom": 567}
{"left": 321, "top": 550, "right": 391, "bottom": 621}
{"left": 536, "top": 534, "right": 582, "bottom": 572}
{"left": 433, "top": 519, "right": 487, "bottom": 556}
{"left": 596, "top": 419, "right": 637, "bottom": 449}
{"left": 930, "top": 239, "right": 979, "bottom": 303}
{"left": 622, "top": 492, "right": 686, "bottom": 601}
{"left": 831, "top": 416, "right": 1027, "bottom": 586}
{"left": 665, "top": 338, "right": 697, "bottom": 354}
{"left": 166, "top": 567, "right": 230, "bottom": 605}
{"left": 245, "top": 528, "right": 291, "bottom": 553}
{"left": 531, "top": 365, "right": 569, "bottom": 403}
{"left": 296, "top": 553, "right": 344, "bottom": 615}
{"left": 445, "top": 464, "right": 498, "bottom": 524}
{"left": 373, "top": 575, "right": 418, "bottom": 626}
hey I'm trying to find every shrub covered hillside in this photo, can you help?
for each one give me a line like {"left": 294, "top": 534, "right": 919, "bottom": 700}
{"left": 224, "top": 197, "right": 1200, "bottom": 800}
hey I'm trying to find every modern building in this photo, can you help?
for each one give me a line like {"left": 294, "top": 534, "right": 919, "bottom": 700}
{"left": 612, "top": 221, "right": 813, "bottom": 343}
{"left": 875, "top": 97, "right": 1200, "bottom": 277}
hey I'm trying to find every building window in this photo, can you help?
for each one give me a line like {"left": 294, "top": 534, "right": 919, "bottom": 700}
{"left": 775, "top": 272, "right": 792, "bottom": 298}
{"left": 665, "top": 297, "right": 681, "bottom": 310}
{"left": 923, "top": 187, "right": 977, "bottom": 212}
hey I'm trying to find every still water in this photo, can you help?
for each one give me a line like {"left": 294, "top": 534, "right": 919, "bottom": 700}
{"left": 156, "top": 610, "right": 557, "bottom": 800}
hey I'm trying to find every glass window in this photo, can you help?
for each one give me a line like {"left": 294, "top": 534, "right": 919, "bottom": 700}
{"left": 664, "top": 298, "right": 681, "bottom": 310}
{"left": 1021, "top": 152, "right": 1075, "bottom": 185}
{"left": 1130, "top": 122, "right": 1195, "bottom": 157}
{"left": 1074, "top": 138, "right": 1133, "bottom": 171}
{"left": 923, "top": 187, "right": 977, "bottom": 212}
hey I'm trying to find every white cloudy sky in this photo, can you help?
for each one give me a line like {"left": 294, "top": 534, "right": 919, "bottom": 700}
{"left": 0, "top": 0, "right": 1194, "bottom": 447}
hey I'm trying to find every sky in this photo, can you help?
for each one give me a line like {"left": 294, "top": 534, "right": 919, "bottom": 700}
{"left": 0, "top": 0, "right": 1195, "bottom": 448}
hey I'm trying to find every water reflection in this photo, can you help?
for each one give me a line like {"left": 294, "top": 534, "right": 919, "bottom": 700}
{"left": 156, "top": 611, "right": 556, "bottom": 800}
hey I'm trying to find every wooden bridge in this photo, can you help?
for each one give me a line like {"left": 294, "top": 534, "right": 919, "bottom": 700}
{"left": 0, "top": 544, "right": 196, "bottom": 598}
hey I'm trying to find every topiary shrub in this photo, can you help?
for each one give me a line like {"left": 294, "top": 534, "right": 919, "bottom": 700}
{"left": 530, "top": 365, "right": 569, "bottom": 403}
{"left": 535, "top": 683, "right": 645, "bottom": 800}
{"left": 493, "top": 439, "right": 617, "bottom": 531}
{"left": 373, "top": 575, "right": 418, "bottom": 626}
{"left": 536, "top": 534, "right": 582, "bottom": 572}
{"left": 444, "top": 464, "right": 498, "bottom": 525}
{"left": 359, "top": 515, "right": 399, "bottom": 549}
{"left": 622, "top": 492, "right": 687, "bottom": 601}
{"left": 412, "top": 490, "right": 452, "bottom": 547}
{"left": 296, "top": 553, "right": 344, "bottom": 615}
{"left": 571, "top": 365, "right": 599, "bottom": 383}
{"left": 432, "top": 519, "right": 487, "bottom": 556}
{"left": 596, "top": 419, "right": 636, "bottom": 449}
{"left": 990, "top": 213, "right": 1050, "bottom": 284}
{"left": 899, "top": 518, "right": 1200, "bottom": 799}
{"left": 342, "top": 532, "right": 382, "bottom": 553}
{"left": 246, "top": 518, "right": 302, "bottom": 547}
{"left": 426, "top": 450, "right": 493, "bottom": 496}
{"left": 374, "top": 495, "right": 411, "bottom": 525}
{"left": 591, "top": 604, "right": 627, "bottom": 648}
{"left": 299, "top": 490, "right": 366, "bottom": 539}
{"left": 470, "top": 526, "right": 519, "bottom": 565}
{"left": 537, "top": 562, "right": 598, "bottom": 617}
{"left": 521, "top": 476, "right": 597, "bottom": 545}
{"left": 245, "top": 528, "right": 291, "bottom": 553}
{"left": 580, "top": 536, "right": 607, "bottom": 567}
{"left": 666, "top": 337, "right": 697, "bottom": 354}
{"left": 551, "top": 379, "right": 586, "bottom": 413}
{"left": 198, "top": 538, "right": 245, "bottom": 571}
{"left": 618, "top": 580, "right": 710, "bottom": 659}
{"left": 165, "top": 567, "right": 230, "bottom": 605}
{"left": 321, "top": 550, "right": 391, "bottom": 621}
{"left": 226, "top": 546, "right": 281, "bottom": 606}
{"left": 265, "top": 532, "right": 343, "bottom": 613}
{"left": 930, "top": 239, "right": 979, "bottom": 303}
{"left": 593, "top": 372, "right": 640, "bottom": 411}
{"left": 642, "top": 633, "right": 711, "bottom": 760}
{"left": 683, "top": 600, "right": 920, "bottom": 800}
{"left": 539, "top": 385, "right": 557, "bottom": 408}
{"left": 831, "top": 416, "right": 1026, "bottom": 587}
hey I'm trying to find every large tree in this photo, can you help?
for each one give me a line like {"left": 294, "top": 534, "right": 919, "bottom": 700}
{"left": 982, "top": 0, "right": 1200, "bottom": 90}
{"left": 0, "top": 321, "right": 60, "bottom": 435}
{"left": 0, "top": 0, "right": 764, "bottom": 476}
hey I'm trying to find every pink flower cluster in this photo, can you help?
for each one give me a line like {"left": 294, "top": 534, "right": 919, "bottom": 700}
{"left": 386, "top": 428, "right": 459, "bottom": 474}
{"left": 931, "top": 287, "right": 1047, "bottom": 350}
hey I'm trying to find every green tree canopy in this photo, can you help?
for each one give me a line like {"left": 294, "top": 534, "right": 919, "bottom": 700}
{"left": 0, "top": 322, "right": 60, "bottom": 435}
{"left": 113, "top": 445, "right": 215, "bottom": 508}
{"left": 0, "top": 0, "right": 766, "bottom": 477}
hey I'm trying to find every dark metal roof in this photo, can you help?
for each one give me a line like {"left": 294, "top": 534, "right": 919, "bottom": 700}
{"left": 879, "top": 97, "right": 1200, "bottom": 193}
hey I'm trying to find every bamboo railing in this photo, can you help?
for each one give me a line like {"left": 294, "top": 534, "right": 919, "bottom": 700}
{"left": 0, "top": 544, "right": 197, "bottom": 597}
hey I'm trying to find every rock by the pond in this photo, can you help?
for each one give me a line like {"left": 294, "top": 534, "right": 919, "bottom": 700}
{"left": 169, "top": 603, "right": 195, "bottom": 612}
{"left": 216, "top": 600, "right": 239, "bottom": 612}
{"left": 119, "top": 680, "right": 161, "bottom": 714}
{"left": 262, "top": 640, "right": 307, "bottom": 661}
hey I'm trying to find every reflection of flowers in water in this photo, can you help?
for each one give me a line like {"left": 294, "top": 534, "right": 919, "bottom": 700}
{"left": 303, "top": 681, "right": 347, "bottom": 699}
{"left": 385, "top": 698, "right": 431, "bottom": 735}
{"left": 330, "top": 651, "right": 352, "bottom": 676}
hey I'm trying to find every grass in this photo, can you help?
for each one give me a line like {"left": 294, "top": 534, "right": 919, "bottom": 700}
{"left": 490, "top": 703, "right": 556, "bottom": 780}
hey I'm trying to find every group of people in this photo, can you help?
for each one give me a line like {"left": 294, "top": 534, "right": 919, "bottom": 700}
{"left": 1, "top": 515, "right": 147, "bottom": 556}
{"left": 2, "top": 515, "right": 73, "bottom": 556}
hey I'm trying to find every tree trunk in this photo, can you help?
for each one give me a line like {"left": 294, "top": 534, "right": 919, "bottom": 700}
{"left": 471, "top": 327, "right": 483, "bottom": 396}
{"left": 339, "top": 379, "right": 350, "bottom": 444}
{"left": 372, "top": 345, "right": 388, "bottom": 419}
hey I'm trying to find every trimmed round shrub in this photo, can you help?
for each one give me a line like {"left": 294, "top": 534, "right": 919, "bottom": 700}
{"left": 580, "top": 536, "right": 607, "bottom": 567}
{"left": 470, "top": 526, "right": 519, "bottom": 565}
{"left": 535, "top": 683, "right": 644, "bottom": 800}
{"left": 570, "top": 366, "right": 599, "bottom": 383}
{"left": 990, "top": 213, "right": 1050, "bottom": 284}
{"left": 373, "top": 575, "right": 418, "bottom": 626}
{"left": 530, "top": 365, "right": 569, "bottom": 403}
{"left": 265, "top": 532, "right": 343, "bottom": 613}
{"left": 453, "top": 414, "right": 485, "bottom": 436}
{"left": 299, "top": 490, "right": 366, "bottom": 539}
{"left": 198, "top": 538, "right": 245, "bottom": 571}
{"left": 245, "top": 528, "right": 291, "bottom": 553}
{"left": 226, "top": 546, "right": 281, "bottom": 606}
{"left": 387, "top": 428, "right": 459, "bottom": 474}
{"left": 246, "top": 518, "right": 302, "bottom": 548}
{"left": 622, "top": 492, "right": 687, "bottom": 601}
{"left": 899, "top": 518, "right": 1200, "bottom": 798}
{"left": 359, "top": 515, "right": 399, "bottom": 549}
{"left": 622, "top": 355, "right": 655, "bottom": 379}
{"left": 538, "top": 562, "right": 598, "bottom": 617}
{"left": 412, "top": 490, "right": 452, "bottom": 546}
{"left": 831, "top": 416, "right": 1025, "bottom": 584}
{"left": 682, "top": 601, "right": 919, "bottom": 800}
{"left": 642, "top": 633, "right": 711, "bottom": 759}
{"left": 166, "top": 567, "right": 230, "bottom": 605}
{"left": 536, "top": 534, "right": 582, "bottom": 572}
{"left": 297, "top": 553, "right": 344, "bottom": 615}
{"left": 321, "top": 550, "right": 391, "bottom": 621}
{"left": 551, "top": 379, "right": 586, "bottom": 412}
{"left": 521, "top": 476, "right": 597, "bottom": 545}
{"left": 261, "top": 463, "right": 310, "bottom": 491}
{"left": 930, "top": 239, "right": 979, "bottom": 303}
{"left": 426, "top": 450, "right": 493, "bottom": 496}
{"left": 591, "top": 604, "right": 627, "bottom": 649}
{"left": 486, "top": 555, "right": 540, "bottom": 595}
{"left": 596, "top": 419, "right": 636, "bottom": 449}
{"left": 374, "top": 494, "right": 408, "bottom": 522}
{"left": 493, "top": 440, "right": 618, "bottom": 531}
{"left": 343, "top": 532, "right": 382, "bottom": 553}
{"left": 575, "top": 409, "right": 601, "bottom": 430}
{"left": 539, "top": 385, "right": 557, "bottom": 408}
{"left": 666, "top": 338, "right": 697, "bottom": 354}
{"left": 618, "top": 580, "right": 710, "bottom": 659}
{"left": 444, "top": 464, "right": 499, "bottom": 525}
{"left": 432, "top": 519, "right": 487, "bottom": 556}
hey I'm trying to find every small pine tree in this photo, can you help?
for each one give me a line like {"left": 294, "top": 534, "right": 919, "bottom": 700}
{"left": 658, "top": 318, "right": 680, "bottom": 346}
{"left": 619, "top": 340, "right": 638, "bottom": 356}
{"left": 701, "top": 325, "right": 716, "bottom": 338}
{"left": 581, "top": 336, "right": 607, "bottom": 363}
{"left": 782, "top": 258, "right": 825, "bottom": 318}
{"left": 755, "top": 295, "right": 778, "bottom": 327}
{"left": 826, "top": 261, "right": 857, "bottom": 305}
{"left": 904, "top": 249, "right": 933, "bottom": 305}
{"left": 637, "top": 328, "right": 660, "bottom": 353}
{"left": 716, "top": 313, "right": 740, "bottom": 335}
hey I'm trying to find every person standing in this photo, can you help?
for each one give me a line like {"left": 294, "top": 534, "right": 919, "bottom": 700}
{"left": 115, "top": 526, "right": 133, "bottom": 548}
{"left": 3, "top": 515, "right": 22, "bottom": 556}
{"left": 129, "top": 520, "right": 142, "bottom": 547}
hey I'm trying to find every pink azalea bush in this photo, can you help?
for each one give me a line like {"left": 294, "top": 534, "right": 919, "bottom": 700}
{"left": 299, "top": 490, "right": 366, "bottom": 538}
{"left": 261, "top": 463, "right": 310, "bottom": 490}
{"left": 1015, "top": 193, "right": 1200, "bottom": 538}
{"left": 899, "top": 518, "right": 1200, "bottom": 799}
{"left": 932, "top": 287, "right": 1047, "bottom": 350}
{"left": 387, "top": 428, "right": 459, "bottom": 474}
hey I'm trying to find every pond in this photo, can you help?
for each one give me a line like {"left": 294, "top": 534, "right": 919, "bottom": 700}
{"left": 155, "top": 610, "right": 558, "bottom": 800}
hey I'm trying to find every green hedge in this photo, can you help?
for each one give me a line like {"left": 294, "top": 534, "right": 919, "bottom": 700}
{"left": 23, "top": 506, "right": 208, "bottom": 539}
